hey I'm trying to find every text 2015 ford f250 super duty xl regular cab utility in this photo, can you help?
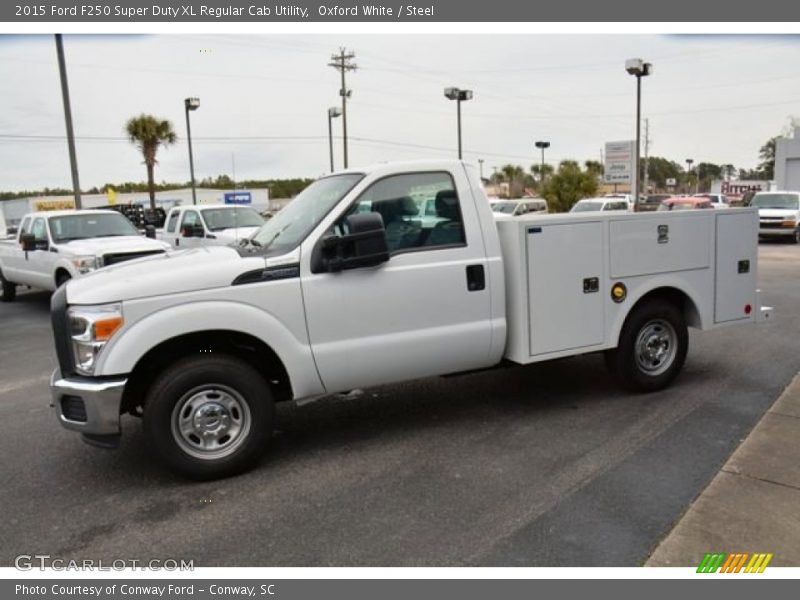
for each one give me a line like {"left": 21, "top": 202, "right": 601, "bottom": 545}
{"left": 0, "top": 210, "right": 170, "bottom": 301}
{"left": 49, "top": 160, "right": 772, "bottom": 479}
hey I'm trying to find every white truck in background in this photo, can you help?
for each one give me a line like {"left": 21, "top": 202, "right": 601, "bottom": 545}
{"left": 157, "top": 204, "right": 265, "bottom": 249}
{"left": 49, "top": 160, "right": 771, "bottom": 479}
{"left": 0, "top": 210, "right": 170, "bottom": 301}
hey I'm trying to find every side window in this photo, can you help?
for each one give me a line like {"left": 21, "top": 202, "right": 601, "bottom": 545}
{"left": 19, "top": 217, "right": 31, "bottom": 235}
{"left": 166, "top": 210, "right": 180, "bottom": 233}
{"left": 180, "top": 210, "right": 201, "bottom": 232}
{"left": 339, "top": 172, "right": 466, "bottom": 254}
{"left": 32, "top": 218, "right": 48, "bottom": 241}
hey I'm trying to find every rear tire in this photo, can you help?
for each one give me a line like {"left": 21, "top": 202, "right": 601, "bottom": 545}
{"left": 792, "top": 228, "right": 800, "bottom": 244}
{"left": 143, "top": 355, "right": 274, "bottom": 479}
{"left": 605, "top": 298, "right": 688, "bottom": 393}
{"left": 0, "top": 271, "right": 15, "bottom": 302}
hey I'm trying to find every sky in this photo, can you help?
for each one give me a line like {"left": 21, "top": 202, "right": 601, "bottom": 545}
{"left": 0, "top": 33, "right": 799, "bottom": 192}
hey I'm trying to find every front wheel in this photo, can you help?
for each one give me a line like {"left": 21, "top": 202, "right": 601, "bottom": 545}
{"left": 605, "top": 298, "right": 688, "bottom": 393}
{"left": 0, "top": 270, "right": 15, "bottom": 302}
{"left": 143, "top": 355, "right": 274, "bottom": 479}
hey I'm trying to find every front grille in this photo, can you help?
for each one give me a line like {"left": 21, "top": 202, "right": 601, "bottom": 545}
{"left": 102, "top": 250, "right": 165, "bottom": 266}
{"left": 760, "top": 221, "right": 783, "bottom": 229}
{"left": 61, "top": 396, "right": 87, "bottom": 422}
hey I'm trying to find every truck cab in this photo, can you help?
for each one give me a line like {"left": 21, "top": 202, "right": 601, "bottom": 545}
{"left": 159, "top": 204, "right": 265, "bottom": 249}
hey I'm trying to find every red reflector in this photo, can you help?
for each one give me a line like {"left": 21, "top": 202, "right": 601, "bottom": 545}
{"left": 744, "top": 304, "right": 752, "bottom": 315}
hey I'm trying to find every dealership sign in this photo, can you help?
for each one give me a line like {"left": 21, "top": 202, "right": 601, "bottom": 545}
{"left": 223, "top": 192, "right": 252, "bottom": 205}
{"left": 604, "top": 140, "right": 636, "bottom": 184}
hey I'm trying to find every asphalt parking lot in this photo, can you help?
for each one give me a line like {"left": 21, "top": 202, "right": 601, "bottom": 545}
{"left": 1, "top": 242, "right": 799, "bottom": 567}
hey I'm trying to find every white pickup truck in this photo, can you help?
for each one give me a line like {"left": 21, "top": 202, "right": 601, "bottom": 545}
{"left": 157, "top": 204, "right": 265, "bottom": 249}
{"left": 49, "top": 160, "right": 771, "bottom": 479}
{"left": 0, "top": 210, "right": 170, "bottom": 301}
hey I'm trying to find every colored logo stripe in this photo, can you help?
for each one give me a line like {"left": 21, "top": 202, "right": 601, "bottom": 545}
{"left": 697, "top": 552, "right": 773, "bottom": 573}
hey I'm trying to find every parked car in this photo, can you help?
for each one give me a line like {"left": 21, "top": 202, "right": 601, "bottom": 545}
{"left": 570, "top": 197, "right": 630, "bottom": 213}
{"left": 750, "top": 191, "right": 800, "bottom": 243}
{"left": 640, "top": 194, "right": 672, "bottom": 212}
{"left": 696, "top": 193, "right": 730, "bottom": 209}
{"left": 157, "top": 204, "right": 265, "bottom": 249}
{"left": 49, "top": 159, "right": 769, "bottom": 478}
{"left": 603, "top": 193, "right": 634, "bottom": 209}
{"left": 0, "top": 210, "right": 170, "bottom": 301}
{"left": 657, "top": 197, "right": 714, "bottom": 211}
{"left": 490, "top": 198, "right": 548, "bottom": 217}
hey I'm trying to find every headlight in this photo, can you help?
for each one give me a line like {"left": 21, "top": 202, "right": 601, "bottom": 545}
{"left": 71, "top": 255, "right": 99, "bottom": 274}
{"left": 68, "top": 303, "right": 124, "bottom": 375}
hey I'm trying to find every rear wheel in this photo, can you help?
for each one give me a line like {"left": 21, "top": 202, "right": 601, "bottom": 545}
{"left": 0, "top": 270, "right": 15, "bottom": 302}
{"left": 792, "top": 228, "right": 800, "bottom": 244}
{"left": 143, "top": 355, "right": 274, "bottom": 479}
{"left": 605, "top": 298, "right": 688, "bottom": 392}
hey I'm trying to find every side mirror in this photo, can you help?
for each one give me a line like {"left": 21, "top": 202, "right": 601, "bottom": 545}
{"left": 19, "top": 232, "right": 36, "bottom": 252}
{"left": 314, "top": 212, "right": 390, "bottom": 273}
{"left": 144, "top": 224, "right": 156, "bottom": 239}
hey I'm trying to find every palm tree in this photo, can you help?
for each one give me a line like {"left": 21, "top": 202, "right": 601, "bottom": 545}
{"left": 500, "top": 164, "right": 525, "bottom": 198}
{"left": 125, "top": 114, "right": 177, "bottom": 209}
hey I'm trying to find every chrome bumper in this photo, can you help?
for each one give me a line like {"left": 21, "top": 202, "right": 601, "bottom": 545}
{"left": 50, "top": 370, "right": 127, "bottom": 436}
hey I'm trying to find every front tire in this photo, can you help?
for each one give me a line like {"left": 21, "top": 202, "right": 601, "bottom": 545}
{"left": 143, "top": 355, "right": 274, "bottom": 479}
{"left": 0, "top": 270, "right": 15, "bottom": 302}
{"left": 605, "top": 298, "right": 688, "bottom": 392}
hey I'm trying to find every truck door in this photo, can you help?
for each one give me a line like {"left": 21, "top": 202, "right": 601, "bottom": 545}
{"left": 178, "top": 209, "right": 204, "bottom": 248}
{"left": 164, "top": 208, "right": 180, "bottom": 247}
{"left": 26, "top": 217, "right": 56, "bottom": 289}
{"left": 301, "top": 170, "right": 494, "bottom": 393}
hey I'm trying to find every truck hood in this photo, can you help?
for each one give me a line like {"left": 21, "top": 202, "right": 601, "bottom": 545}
{"left": 758, "top": 208, "right": 800, "bottom": 218}
{"left": 66, "top": 246, "right": 264, "bottom": 305}
{"left": 57, "top": 235, "right": 170, "bottom": 255}
{"left": 211, "top": 226, "right": 261, "bottom": 242}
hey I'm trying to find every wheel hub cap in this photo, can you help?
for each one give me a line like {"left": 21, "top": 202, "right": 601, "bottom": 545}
{"left": 171, "top": 385, "right": 251, "bottom": 460}
{"left": 635, "top": 319, "right": 678, "bottom": 376}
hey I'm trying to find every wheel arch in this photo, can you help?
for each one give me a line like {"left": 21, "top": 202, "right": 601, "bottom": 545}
{"left": 610, "top": 285, "right": 702, "bottom": 349}
{"left": 121, "top": 330, "right": 293, "bottom": 415}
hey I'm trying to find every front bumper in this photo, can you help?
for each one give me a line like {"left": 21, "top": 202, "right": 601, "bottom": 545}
{"left": 759, "top": 225, "right": 797, "bottom": 237}
{"left": 50, "top": 369, "right": 127, "bottom": 437}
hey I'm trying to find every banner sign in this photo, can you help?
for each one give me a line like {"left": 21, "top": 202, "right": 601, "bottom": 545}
{"left": 604, "top": 140, "right": 636, "bottom": 184}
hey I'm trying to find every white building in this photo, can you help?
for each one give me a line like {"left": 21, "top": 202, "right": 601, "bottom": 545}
{"left": 1, "top": 187, "right": 273, "bottom": 229}
{"left": 775, "top": 127, "right": 800, "bottom": 191}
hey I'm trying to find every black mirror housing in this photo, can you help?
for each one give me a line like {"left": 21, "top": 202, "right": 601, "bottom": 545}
{"left": 144, "top": 224, "right": 156, "bottom": 239}
{"left": 314, "top": 212, "right": 390, "bottom": 273}
{"left": 19, "top": 232, "right": 36, "bottom": 251}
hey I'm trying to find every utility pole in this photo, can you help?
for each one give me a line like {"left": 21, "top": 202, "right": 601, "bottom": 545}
{"left": 643, "top": 118, "right": 650, "bottom": 196}
{"left": 478, "top": 159, "right": 484, "bottom": 180}
{"left": 55, "top": 34, "right": 81, "bottom": 209}
{"left": 328, "top": 48, "right": 357, "bottom": 169}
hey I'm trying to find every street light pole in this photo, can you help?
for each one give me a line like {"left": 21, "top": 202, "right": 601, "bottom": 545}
{"left": 55, "top": 34, "right": 81, "bottom": 209}
{"left": 478, "top": 159, "right": 484, "bottom": 179}
{"left": 686, "top": 158, "right": 694, "bottom": 194}
{"left": 444, "top": 87, "right": 473, "bottom": 160}
{"left": 327, "top": 106, "right": 341, "bottom": 173}
{"left": 626, "top": 58, "right": 652, "bottom": 213}
{"left": 535, "top": 140, "right": 550, "bottom": 187}
{"left": 184, "top": 97, "right": 200, "bottom": 206}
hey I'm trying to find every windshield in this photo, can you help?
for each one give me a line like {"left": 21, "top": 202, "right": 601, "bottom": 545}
{"left": 201, "top": 207, "right": 264, "bottom": 231}
{"left": 491, "top": 202, "right": 517, "bottom": 214}
{"left": 751, "top": 193, "right": 800, "bottom": 210}
{"left": 49, "top": 212, "right": 139, "bottom": 242}
{"left": 249, "top": 174, "right": 363, "bottom": 252}
{"left": 571, "top": 201, "right": 603, "bottom": 213}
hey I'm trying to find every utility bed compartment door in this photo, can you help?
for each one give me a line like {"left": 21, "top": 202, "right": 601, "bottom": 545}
{"left": 715, "top": 212, "right": 758, "bottom": 323}
{"left": 609, "top": 216, "right": 712, "bottom": 278}
{"left": 527, "top": 222, "right": 604, "bottom": 356}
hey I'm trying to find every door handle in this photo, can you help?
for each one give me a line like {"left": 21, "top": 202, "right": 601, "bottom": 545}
{"left": 466, "top": 264, "right": 485, "bottom": 292}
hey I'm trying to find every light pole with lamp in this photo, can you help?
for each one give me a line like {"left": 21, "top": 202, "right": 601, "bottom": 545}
{"left": 327, "top": 106, "right": 341, "bottom": 173}
{"left": 685, "top": 158, "right": 694, "bottom": 194}
{"left": 184, "top": 97, "right": 200, "bottom": 206}
{"left": 535, "top": 140, "right": 550, "bottom": 187}
{"left": 444, "top": 87, "right": 473, "bottom": 159}
{"left": 625, "top": 58, "right": 652, "bottom": 212}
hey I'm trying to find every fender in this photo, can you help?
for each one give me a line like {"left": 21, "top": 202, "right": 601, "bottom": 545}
{"left": 95, "top": 300, "right": 325, "bottom": 400}
{"left": 608, "top": 273, "right": 709, "bottom": 347}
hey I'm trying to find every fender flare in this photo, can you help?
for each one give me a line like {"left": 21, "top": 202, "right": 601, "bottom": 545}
{"left": 95, "top": 300, "right": 324, "bottom": 399}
